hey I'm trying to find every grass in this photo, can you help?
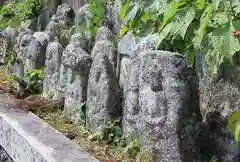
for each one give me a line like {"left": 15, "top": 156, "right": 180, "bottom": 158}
{"left": 0, "top": 68, "right": 153, "bottom": 162}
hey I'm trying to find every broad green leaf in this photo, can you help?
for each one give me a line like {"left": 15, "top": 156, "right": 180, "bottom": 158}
{"left": 147, "top": 0, "right": 168, "bottom": 15}
{"left": 210, "top": 21, "right": 240, "bottom": 57}
{"left": 157, "top": 22, "right": 173, "bottom": 48}
{"left": 120, "top": 25, "right": 128, "bottom": 37}
{"left": 186, "top": 49, "right": 196, "bottom": 66}
{"left": 228, "top": 112, "right": 240, "bottom": 136}
{"left": 194, "top": 3, "right": 215, "bottom": 48}
{"left": 206, "top": 21, "right": 240, "bottom": 78}
{"left": 235, "top": 122, "right": 240, "bottom": 143}
{"left": 172, "top": 7, "right": 196, "bottom": 39}
{"left": 210, "top": 156, "right": 218, "bottom": 162}
{"left": 196, "top": 0, "right": 205, "bottom": 9}
{"left": 141, "top": 12, "right": 151, "bottom": 23}
{"left": 120, "top": 0, "right": 130, "bottom": 20}
{"left": 211, "top": 12, "right": 229, "bottom": 26}
{"left": 159, "top": 0, "right": 190, "bottom": 31}
{"left": 138, "top": 19, "right": 155, "bottom": 36}
{"left": 124, "top": 4, "right": 140, "bottom": 22}
{"left": 212, "top": 0, "right": 221, "bottom": 10}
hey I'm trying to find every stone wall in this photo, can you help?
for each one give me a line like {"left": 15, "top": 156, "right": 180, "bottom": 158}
{"left": 0, "top": 1, "right": 239, "bottom": 161}
{"left": 0, "top": 93, "right": 99, "bottom": 162}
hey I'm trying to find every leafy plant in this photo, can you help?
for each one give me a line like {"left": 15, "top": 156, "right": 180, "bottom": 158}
{"left": 228, "top": 111, "right": 240, "bottom": 143}
{"left": 0, "top": 1, "right": 17, "bottom": 18}
{"left": 17, "top": 0, "right": 47, "bottom": 21}
{"left": 72, "top": 102, "right": 87, "bottom": 125}
{"left": 89, "top": 119, "right": 126, "bottom": 147}
{"left": 0, "top": 0, "right": 49, "bottom": 29}
{"left": 210, "top": 156, "right": 218, "bottom": 162}
{"left": 124, "top": 138, "right": 140, "bottom": 158}
{"left": 121, "top": 0, "right": 240, "bottom": 78}
{"left": 12, "top": 69, "right": 44, "bottom": 94}
{"left": 3, "top": 51, "right": 20, "bottom": 67}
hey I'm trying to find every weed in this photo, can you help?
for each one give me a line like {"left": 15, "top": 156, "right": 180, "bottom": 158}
{"left": 12, "top": 69, "right": 44, "bottom": 94}
{"left": 124, "top": 138, "right": 140, "bottom": 158}
{"left": 89, "top": 119, "right": 126, "bottom": 147}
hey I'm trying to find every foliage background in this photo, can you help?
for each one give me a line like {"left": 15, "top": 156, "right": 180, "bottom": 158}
{"left": 121, "top": 0, "right": 240, "bottom": 79}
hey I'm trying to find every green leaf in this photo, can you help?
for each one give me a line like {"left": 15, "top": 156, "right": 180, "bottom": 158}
{"left": 141, "top": 12, "right": 151, "bottom": 23}
{"left": 120, "top": 0, "right": 130, "bottom": 20}
{"left": 186, "top": 49, "right": 196, "bottom": 66}
{"left": 235, "top": 122, "right": 240, "bottom": 143}
{"left": 228, "top": 112, "right": 240, "bottom": 136}
{"left": 196, "top": 0, "right": 206, "bottom": 9}
{"left": 157, "top": 22, "right": 173, "bottom": 48}
{"left": 171, "top": 7, "right": 196, "bottom": 39}
{"left": 210, "top": 156, "right": 218, "bottom": 162}
{"left": 120, "top": 25, "right": 128, "bottom": 37}
{"left": 147, "top": 0, "right": 168, "bottom": 15}
{"left": 194, "top": 3, "right": 215, "bottom": 48}
{"left": 124, "top": 4, "right": 140, "bottom": 22}
{"left": 159, "top": 0, "right": 189, "bottom": 31}
{"left": 211, "top": 21, "right": 240, "bottom": 57}
{"left": 138, "top": 19, "right": 155, "bottom": 36}
{"left": 204, "top": 20, "right": 240, "bottom": 79}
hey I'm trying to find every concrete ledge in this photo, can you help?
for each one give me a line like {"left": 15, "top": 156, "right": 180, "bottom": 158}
{"left": 0, "top": 93, "right": 99, "bottom": 162}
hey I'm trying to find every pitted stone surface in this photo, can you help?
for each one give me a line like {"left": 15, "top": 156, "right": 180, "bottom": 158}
{"left": 75, "top": 4, "right": 92, "bottom": 28}
{"left": 45, "top": 21, "right": 63, "bottom": 37}
{"left": 91, "top": 40, "right": 117, "bottom": 72}
{"left": 86, "top": 53, "right": 121, "bottom": 131}
{"left": 123, "top": 50, "right": 202, "bottom": 161}
{"left": 33, "top": 32, "right": 55, "bottom": 49}
{"left": 69, "top": 33, "right": 90, "bottom": 52}
{"left": 117, "top": 32, "right": 139, "bottom": 57}
{"left": 200, "top": 79, "right": 240, "bottom": 120}
{"left": 26, "top": 39, "right": 45, "bottom": 70}
{"left": 63, "top": 44, "right": 92, "bottom": 122}
{"left": 43, "top": 42, "right": 64, "bottom": 100}
{"left": 131, "top": 34, "right": 158, "bottom": 59}
{"left": 54, "top": 3, "right": 75, "bottom": 26}
{"left": 95, "top": 26, "right": 115, "bottom": 43}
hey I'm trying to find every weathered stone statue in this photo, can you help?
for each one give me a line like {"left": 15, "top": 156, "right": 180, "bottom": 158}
{"left": 15, "top": 32, "right": 34, "bottom": 68}
{"left": 123, "top": 50, "right": 203, "bottom": 161}
{"left": 45, "top": 3, "right": 75, "bottom": 47}
{"left": 25, "top": 39, "right": 45, "bottom": 71}
{"left": 62, "top": 43, "right": 92, "bottom": 123}
{"left": 53, "top": 3, "right": 75, "bottom": 26}
{"left": 196, "top": 55, "right": 240, "bottom": 162}
{"left": 43, "top": 41, "right": 64, "bottom": 100}
{"left": 95, "top": 26, "right": 115, "bottom": 43}
{"left": 86, "top": 52, "right": 121, "bottom": 131}
{"left": 57, "top": 33, "right": 89, "bottom": 101}
{"left": 33, "top": 31, "right": 55, "bottom": 51}
{"left": 91, "top": 27, "right": 117, "bottom": 73}
{"left": 117, "top": 32, "right": 139, "bottom": 88}
{"left": 75, "top": 4, "right": 92, "bottom": 28}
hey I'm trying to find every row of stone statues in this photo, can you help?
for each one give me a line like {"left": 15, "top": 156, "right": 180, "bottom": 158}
{"left": 0, "top": 3, "right": 239, "bottom": 162}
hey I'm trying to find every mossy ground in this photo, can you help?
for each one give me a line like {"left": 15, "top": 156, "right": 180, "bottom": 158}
{"left": 0, "top": 69, "right": 152, "bottom": 162}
